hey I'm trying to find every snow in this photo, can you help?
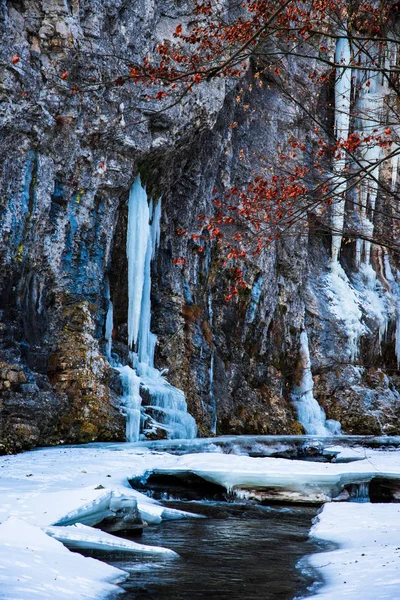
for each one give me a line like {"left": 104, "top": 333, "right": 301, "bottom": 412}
{"left": 306, "top": 503, "right": 400, "bottom": 600}
{"left": 1, "top": 442, "right": 400, "bottom": 598}
{"left": 0, "top": 486, "right": 114, "bottom": 528}
{"left": 324, "top": 261, "right": 366, "bottom": 361}
{"left": 291, "top": 331, "right": 341, "bottom": 435}
{"left": 0, "top": 517, "right": 127, "bottom": 600}
{"left": 138, "top": 447, "right": 400, "bottom": 502}
{"left": 0, "top": 445, "right": 200, "bottom": 599}
{"left": 45, "top": 523, "right": 177, "bottom": 556}
{"left": 3, "top": 442, "right": 400, "bottom": 507}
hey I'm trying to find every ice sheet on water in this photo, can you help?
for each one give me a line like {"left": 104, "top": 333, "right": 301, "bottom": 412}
{"left": 45, "top": 523, "right": 177, "bottom": 556}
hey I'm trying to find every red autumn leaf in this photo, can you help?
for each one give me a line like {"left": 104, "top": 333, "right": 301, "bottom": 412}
{"left": 175, "top": 24, "right": 183, "bottom": 36}
{"left": 61, "top": 71, "right": 68, "bottom": 80}
{"left": 11, "top": 56, "right": 20, "bottom": 64}
{"left": 173, "top": 258, "right": 186, "bottom": 265}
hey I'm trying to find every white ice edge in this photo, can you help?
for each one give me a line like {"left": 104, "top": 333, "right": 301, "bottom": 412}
{"left": 45, "top": 523, "right": 178, "bottom": 556}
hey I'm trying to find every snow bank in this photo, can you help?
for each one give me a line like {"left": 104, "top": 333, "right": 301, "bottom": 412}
{"left": 306, "top": 503, "right": 400, "bottom": 600}
{"left": 1, "top": 441, "right": 400, "bottom": 598}
{"left": 0, "top": 517, "right": 127, "bottom": 600}
{"left": 0, "top": 486, "right": 114, "bottom": 528}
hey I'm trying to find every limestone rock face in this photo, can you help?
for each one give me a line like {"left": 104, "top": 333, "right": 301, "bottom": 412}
{"left": 1, "top": 1, "right": 400, "bottom": 453}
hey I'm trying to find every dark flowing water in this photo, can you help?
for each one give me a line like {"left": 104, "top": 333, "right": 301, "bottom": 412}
{"left": 105, "top": 501, "right": 322, "bottom": 600}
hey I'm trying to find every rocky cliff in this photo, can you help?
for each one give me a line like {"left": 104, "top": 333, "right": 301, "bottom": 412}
{"left": 1, "top": 0, "right": 400, "bottom": 453}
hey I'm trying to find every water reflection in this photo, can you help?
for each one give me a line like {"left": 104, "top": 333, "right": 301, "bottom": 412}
{"left": 107, "top": 501, "right": 321, "bottom": 600}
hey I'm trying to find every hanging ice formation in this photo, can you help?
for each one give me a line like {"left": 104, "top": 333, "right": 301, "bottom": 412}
{"left": 118, "top": 175, "right": 197, "bottom": 442}
{"left": 292, "top": 332, "right": 341, "bottom": 435}
{"left": 324, "top": 35, "right": 364, "bottom": 362}
{"left": 326, "top": 33, "right": 400, "bottom": 362}
{"left": 208, "top": 293, "right": 217, "bottom": 434}
{"left": 354, "top": 40, "right": 384, "bottom": 270}
{"left": 104, "top": 280, "right": 113, "bottom": 361}
{"left": 331, "top": 33, "right": 352, "bottom": 264}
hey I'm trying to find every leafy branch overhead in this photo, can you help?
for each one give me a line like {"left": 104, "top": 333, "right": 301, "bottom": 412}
{"left": 9, "top": 0, "right": 400, "bottom": 297}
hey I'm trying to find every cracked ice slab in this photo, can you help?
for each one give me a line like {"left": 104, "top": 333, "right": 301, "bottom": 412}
{"left": 138, "top": 448, "right": 400, "bottom": 502}
{"left": 45, "top": 523, "right": 178, "bottom": 556}
{"left": 0, "top": 517, "right": 128, "bottom": 600}
{"left": 306, "top": 503, "right": 400, "bottom": 600}
{"left": 2, "top": 443, "right": 400, "bottom": 509}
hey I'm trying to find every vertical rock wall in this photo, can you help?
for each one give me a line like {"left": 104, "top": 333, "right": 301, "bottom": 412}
{"left": 1, "top": 1, "right": 400, "bottom": 453}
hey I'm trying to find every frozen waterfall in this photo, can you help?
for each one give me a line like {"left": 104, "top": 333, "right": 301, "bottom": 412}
{"left": 118, "top": 364, "right": 142, "bottom": 442}
{"left": 292, "top": 332, "right": 341, "bottom": 435}
{"left": 118, "top": 175, "right": 197, "bottom": 441}
{"left": 127, "top": 177, "right": 150, "bottom": 349}
{"left": 104, "top": 280, "right": 113, "bottom": 361}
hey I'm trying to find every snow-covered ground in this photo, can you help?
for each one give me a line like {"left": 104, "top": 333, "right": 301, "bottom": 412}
{"left": 306, "top": 503, "right": 400, "bottom": 600}
{"left": 1, "top": 441, "right": 400, "bottom": 598}
{"left": 0, "top": 517, "right": 127, "bottom": 600}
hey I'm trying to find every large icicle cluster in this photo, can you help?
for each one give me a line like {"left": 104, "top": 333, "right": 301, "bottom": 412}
{"left": 116, "top": 176, "right": 197, "bottom": 441}
{"left": 324, "top": 32, "right": 400, "bottom": 364}
{"left": 331, "top": 34, "right": 352, "bottom": 264}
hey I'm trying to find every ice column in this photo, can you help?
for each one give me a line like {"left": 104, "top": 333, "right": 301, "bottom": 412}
{"left": 332, "top": 34, "right": 352, "bottom": 263}
{"left": 127, "top": 177, "right": 150, "bottom": 349}
{"left": 121, "top": 175, "right": 197, "bottom": 440}
{"left": 208, "top": 293, "right": 217, "bottom": 434}
{"left": 292, "top": 331, "right": 341, "bottom": 435}
{"left": 355, "top": 45, "right": 383, "bottom": 268}
{"left": 104, "top": 280, "right": 113, "bottom": 361}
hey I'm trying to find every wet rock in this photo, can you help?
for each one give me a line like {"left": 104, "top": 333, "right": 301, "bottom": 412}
{"left": 129, "top": 472, "right": 228, "bottom": 502}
